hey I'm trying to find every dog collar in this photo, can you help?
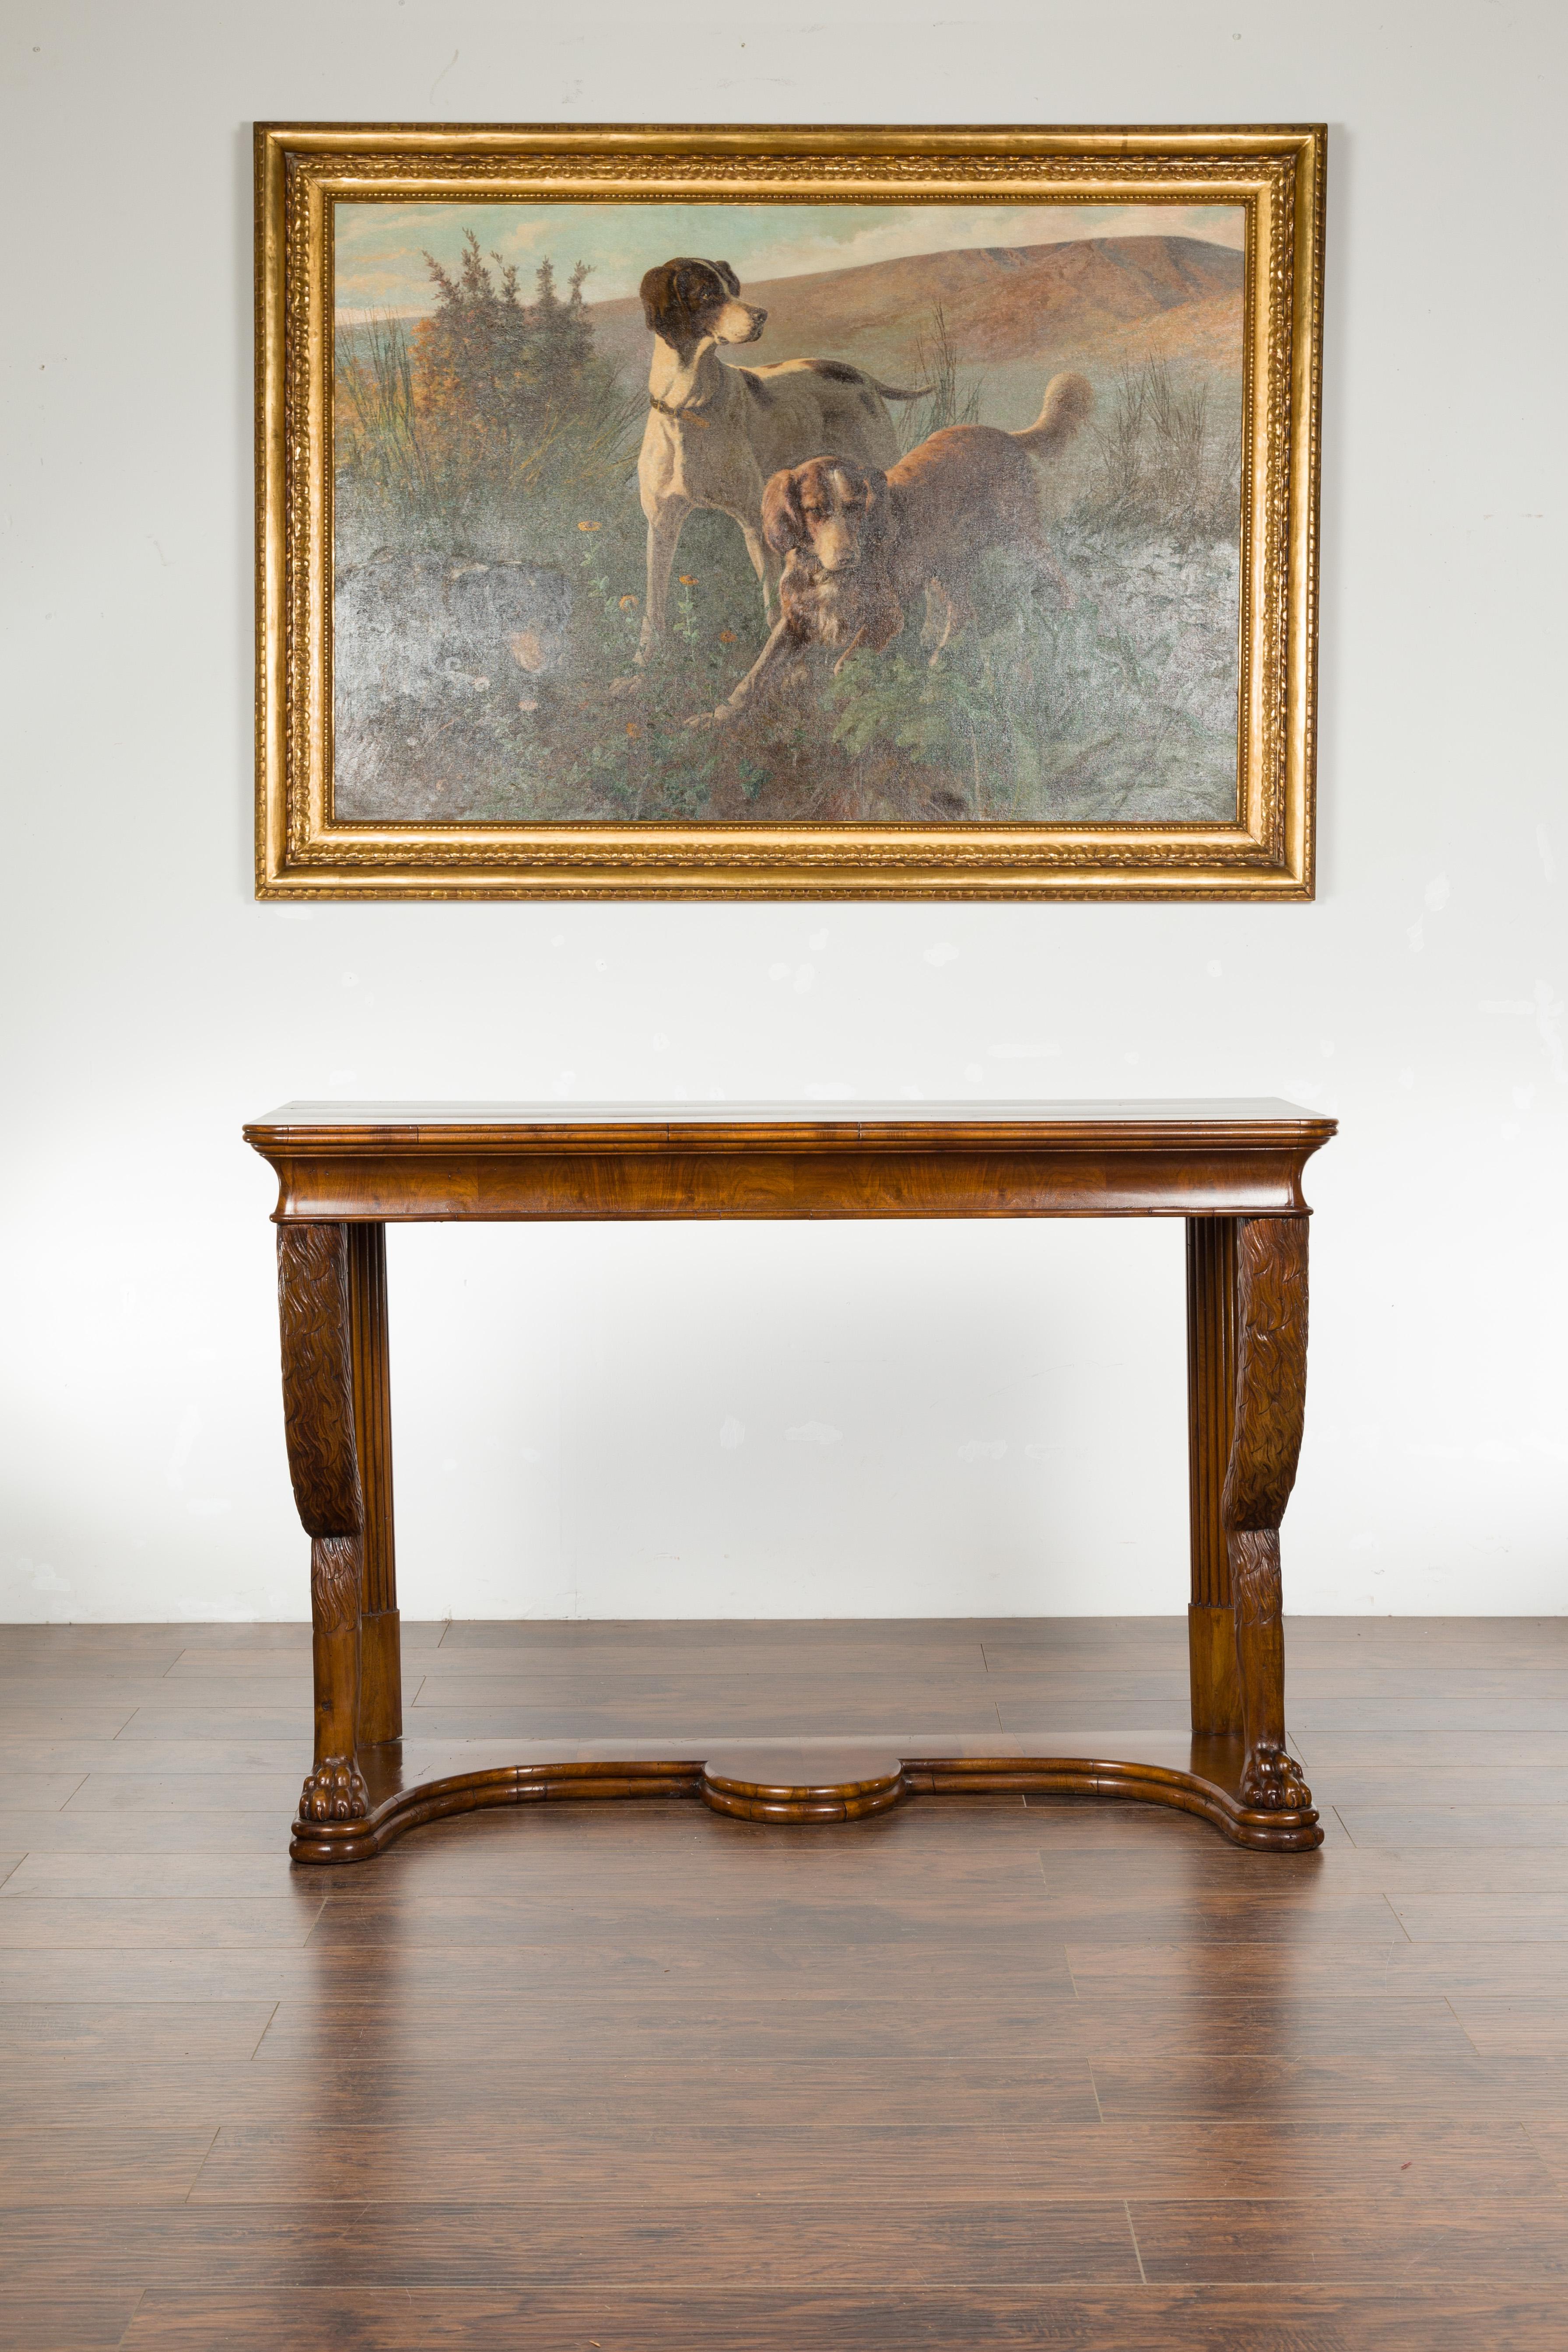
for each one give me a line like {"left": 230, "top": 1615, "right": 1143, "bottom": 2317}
{"left": 649, "top": 393, "right": 710, "bottom": 428}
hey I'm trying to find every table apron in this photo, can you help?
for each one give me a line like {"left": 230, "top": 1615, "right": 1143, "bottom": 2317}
{"left": 266, "top": 1147, "right": 1316, "bottom": 1222}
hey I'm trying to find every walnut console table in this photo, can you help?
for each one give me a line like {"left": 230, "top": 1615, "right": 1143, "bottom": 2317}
{"left": 245, "top": 1100, "right": 1336, "bottom": 1863}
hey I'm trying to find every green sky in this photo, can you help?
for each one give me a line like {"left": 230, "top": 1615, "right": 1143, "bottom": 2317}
{"left": 333, "top": 197, "right": 1244, "bottom": 319}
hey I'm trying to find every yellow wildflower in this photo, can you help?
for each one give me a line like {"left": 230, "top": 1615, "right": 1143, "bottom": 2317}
{"left": 677, "top": 573, "right": 696, "bottom": 585}
{"left": 619, "top": 593, "right": 639, "bottom": 609}
{"left": 577, "top": 520, "right": 601, "bottom": 533}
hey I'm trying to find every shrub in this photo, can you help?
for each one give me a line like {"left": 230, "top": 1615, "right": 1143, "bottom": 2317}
{"left": 334, "top": 238, "right": 642, "bottom": 565}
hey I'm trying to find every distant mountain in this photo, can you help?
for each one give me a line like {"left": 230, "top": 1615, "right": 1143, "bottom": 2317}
{"left": 587, "top": 234, "right": 1244, "bottom": 426}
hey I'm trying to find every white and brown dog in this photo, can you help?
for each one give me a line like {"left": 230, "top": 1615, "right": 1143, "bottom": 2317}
{"left": 626, "top": 257, "right": 926, "bottom": 671}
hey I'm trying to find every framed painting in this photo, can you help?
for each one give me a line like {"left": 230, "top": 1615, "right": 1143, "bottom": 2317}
{"left": 256, "top": 123, "right": 1324, "bottom": 899}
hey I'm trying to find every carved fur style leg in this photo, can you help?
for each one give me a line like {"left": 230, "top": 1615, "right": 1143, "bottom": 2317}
{"left": 305, "top": 1532, "right": 367, "bottom": 1822}
{"left": 1222, "top": 1218, "right": 1313, "bottom": 1816}
{"left": 278, "top": 1227, "right": 369, "bottom": 1834}
{"left": 279, "top": 1226, "right": 365, "bottom": 1536}
{"left": 1228, "top": 1527, "right": 1312, "bottom": 1811}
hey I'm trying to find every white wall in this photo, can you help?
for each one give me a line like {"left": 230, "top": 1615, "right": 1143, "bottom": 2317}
{"left": 3, "top": 0, "right": 1564, "bottom": 1623}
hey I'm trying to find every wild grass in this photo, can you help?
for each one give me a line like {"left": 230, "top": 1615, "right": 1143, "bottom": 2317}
{"left": 470, "top": 521, "right": 1240, "bottom": 828}
{"left": 1074, "top": 357, "right": 1241, "bottom": 545}
{"left": 807, "top": 527, "right": 1241, "bottom": 822}
{"left": 896, "top": 304, "right": 986, "bottom": 453}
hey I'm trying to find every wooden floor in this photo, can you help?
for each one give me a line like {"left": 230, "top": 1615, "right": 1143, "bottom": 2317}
{"left": 2, "top": 1617, "right": 1567, "bottom": 2350}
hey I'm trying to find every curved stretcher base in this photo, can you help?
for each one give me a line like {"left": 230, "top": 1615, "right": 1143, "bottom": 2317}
{"left": 289, "top": 1733, "right": 1322, "bottom": 1861}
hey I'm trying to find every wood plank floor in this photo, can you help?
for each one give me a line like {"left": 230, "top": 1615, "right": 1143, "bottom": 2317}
{"left": 1, "top": 1614, "right": 1565, "bottom": 2350}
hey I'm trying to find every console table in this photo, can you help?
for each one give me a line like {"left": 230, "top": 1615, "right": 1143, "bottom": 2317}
{"left": 244, "top": 1100, "right": 1336, "bottom": 1862}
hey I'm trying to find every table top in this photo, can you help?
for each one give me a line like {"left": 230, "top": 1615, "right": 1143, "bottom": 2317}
{"left": 248, "top": 1098, "right": 1334, "bottom": 1141}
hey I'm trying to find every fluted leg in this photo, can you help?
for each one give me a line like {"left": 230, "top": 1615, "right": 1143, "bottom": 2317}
{"left": 1222, "top": 1215, "right": 1313, "bottom": 1815}
{"left": 1186, "top": 1218, "right": 1242, "bottom": 1734}
{"left": 348, "top": 1225, "right": 400, "bottom": 1746}
{"left": 278, "top": 1223, "right": 368, "bottom": 1830}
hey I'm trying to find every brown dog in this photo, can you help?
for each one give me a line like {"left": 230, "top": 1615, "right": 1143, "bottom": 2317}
{"left": 686, "top": 371, "right": 1094, "bottom": 729}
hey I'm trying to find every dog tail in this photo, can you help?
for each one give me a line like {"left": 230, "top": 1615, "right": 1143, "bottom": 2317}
{"left": 863, "top": 375, "right": 936, "bottom": 403}
{"left": 1011, "top": 371, "right": 1095, "bottom": 455}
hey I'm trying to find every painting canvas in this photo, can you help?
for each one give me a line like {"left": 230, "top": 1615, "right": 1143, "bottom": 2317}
{"left": 334, "top": 197, "right": 1246, "bottom": 826}
{"left": 257, "top": 127, "right": 1323, "bottom": 896}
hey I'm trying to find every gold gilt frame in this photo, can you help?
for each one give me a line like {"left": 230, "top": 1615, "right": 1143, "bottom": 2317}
{"left": 256, "top": 122, "right": 1325, "bottom": 900}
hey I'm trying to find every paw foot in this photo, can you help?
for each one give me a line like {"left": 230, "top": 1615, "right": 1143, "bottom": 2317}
{"left": 609, "top": 672, "right": 646, "bottom": 701}
{"left": 299, "top": 1757, "right": 368, "bottom": 1823}
{"left": 684, "top": 707, "right": 736, "bottom": 732}
{"left": 1240, "top": 1744, "right": 1312, "bottom": 1814}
